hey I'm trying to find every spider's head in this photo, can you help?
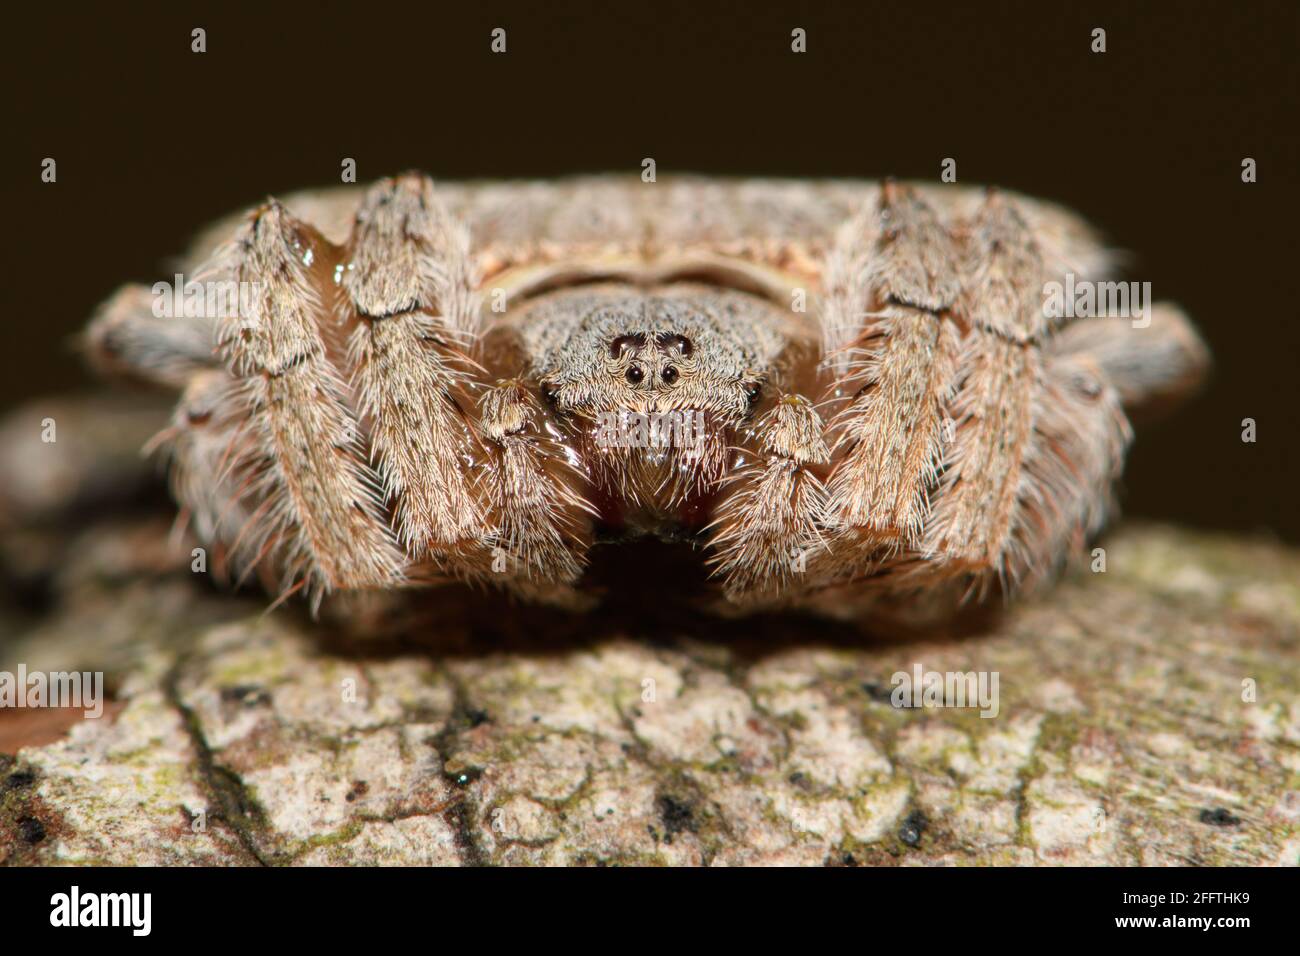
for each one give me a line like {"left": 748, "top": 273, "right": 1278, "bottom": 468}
{"left": 527, "top": 284, "right": 775, "bottom": 423}
{"left": 522, "top": 283, "right": 784, "bottom": 506}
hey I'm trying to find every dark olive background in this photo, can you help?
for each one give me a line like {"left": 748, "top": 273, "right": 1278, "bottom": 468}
{"left": 2, "top": 0, "right": 1296, "bottom": 540}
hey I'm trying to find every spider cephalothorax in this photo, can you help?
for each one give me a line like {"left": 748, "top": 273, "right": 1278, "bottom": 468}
{"left": 508, "top": 284, "right": 792, "bottom": 518}
{"left": 86, "top": 173, "right": 1208, "bottom": 614}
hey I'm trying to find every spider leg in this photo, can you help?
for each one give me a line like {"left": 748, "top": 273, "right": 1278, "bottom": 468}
{"left": 1010, "top": 351, "right": 1131, "bottom": 586}
{"left": 338, "top": 174, "right": 487, "bottom": 559}
{"left": 816, "top": 188, "right": 1137, "bottom": 600}
{"left": 156, "top": 368, "right": 277, "bottom": 591}
{"left": 83, "top": 283, "right": 217, "bottom": 388}
{"left": 706, "top": 393, "right": 830, "bottom": 605}
{"left": 820, "top": 182, "right": 962, "bottom": 571}
{"left": 338, "top": 174, "right": 594, "bottom": 597}
{"left": 212, "top": 200, "right": 406, "bottom": 607}
{"left": 921, "top": 195, "right": 1195, "bottom": 593}
{"left": 907, "top": 191, "right": 1142, "bottom": 595}
{"left": 918, "top": 191, "right": 1050, "bottom": 591}
{"left": 1048, "top": 304, "right": 1209, "bottom": 416}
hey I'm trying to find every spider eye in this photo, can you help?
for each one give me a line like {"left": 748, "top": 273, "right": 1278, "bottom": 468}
{"left": 661, "top": 365, "right": 679, "bottom": 385}
{"left": 609, "top": 334, "right": 645, "bottom": 358}
{"left": 625, "top": 364, "right": 645, "bottom": 385}
{"left": 656, "top": 333, "right": 693, "bottom": 357}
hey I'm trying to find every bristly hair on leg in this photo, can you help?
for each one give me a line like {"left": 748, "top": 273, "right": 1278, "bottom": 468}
{"left": 213, "top": 201, "right": 405, "bottom": 610}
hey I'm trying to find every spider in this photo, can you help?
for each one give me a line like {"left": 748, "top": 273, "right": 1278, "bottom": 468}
{"left": 85, "top": 173, "right": 1208, "bottom": 614}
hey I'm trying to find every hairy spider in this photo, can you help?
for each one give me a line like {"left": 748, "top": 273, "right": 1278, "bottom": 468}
{"left": 85, "top": 174, "right": 1208, "bottom": 614}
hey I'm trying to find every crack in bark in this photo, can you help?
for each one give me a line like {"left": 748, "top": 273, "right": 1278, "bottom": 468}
{"left": 164, "top": 657, "right": 270, "bottom": 866}
{"left": 428, "top": 673, "right": 492, "bottom": 866}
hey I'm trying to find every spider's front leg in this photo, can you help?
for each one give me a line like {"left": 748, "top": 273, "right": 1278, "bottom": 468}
{"left": 816, "top": 182, "right": 964, "bottom": 581}
{"left": 816, "top": 184, "right": 1123, "bottom": 596}
{"left": 337, "top": 174, "right": 594, "bottom": 598}
{"left": 339, "top": 175, "right": 485, "bottom": 562}
{"left": 93, "top": 175, "right": 594, "bottom": 607}
{"left": 915, "top": 189, "right": 1064, "bottom": 590}
{"left": 202, "top": 200, "right": 410, "bottom": 608}
{"left": 815, "top": 184, "right": 1207, "bottom": 600}
{"left": 922, "top": 198, "right": 1206, "bottom": 592}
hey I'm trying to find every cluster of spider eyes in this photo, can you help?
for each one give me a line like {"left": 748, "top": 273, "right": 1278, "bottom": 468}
{"left": 622, "top": 364, "right": 680, "bottom": 385}
{"left": 609, "top": 332, "right": 692, "bottom": 386}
